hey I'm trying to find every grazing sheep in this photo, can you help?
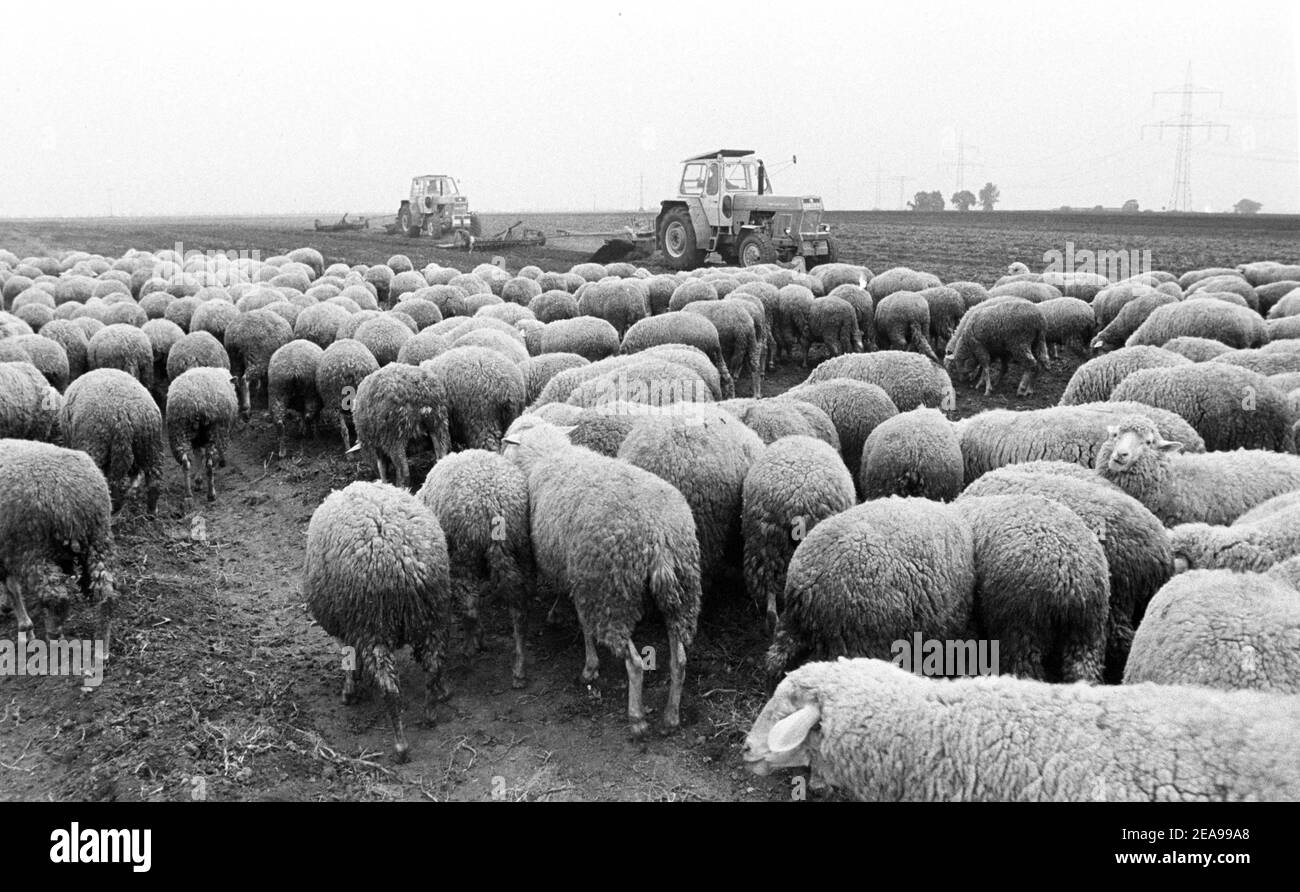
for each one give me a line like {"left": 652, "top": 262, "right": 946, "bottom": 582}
{"left": 1212, "top": 347, "right": 1300, "bottom": 377}
{"left": 396, "top": 330, "right": 451, "bottom": 366}
{"left": 1160, "top": 335, "right": 1233, "bottom": 362}
{"left": 0, "top": 361, "right": 61, "bottom": 441}
{"left": 303, "top": 481, "right": 453, "bottom": 762}
{"left": 988, "top": 280, "right": 1060, "bottom": 303}
{"left": 954, "top": 495, "right": 1110, "bottom": 682}
{"left": 668, "top": 279, "right": 718, "bottom": 312}
{"left": 1126, "top": 299, "right": 1268, "bottom": 350}
{"left": 538, "top": 316, "right": 621, "bottom": 362}
{"left": 958, "top": 401, "right": 1204, "bottom": 482}
{"left": 742, "top": 436, "right": 855, "bottom": 630}
{"left": 87, "top": 323, "right": 154, "bottom": 388}
{"left": 1168, "top": 500, "right": 1300, "bottom": 575}
{"left": 575, "top": 279, "right": 649, "bottom": 338}
{"left": 1038, "top": 296, "right": 1094, "bottom": 359}
{"left": 351, "top": 362, "right": 450, "bottom": 488}
{"left": 1089, "top": 291, "right": 1179, "bottom": 353}
{"left": 962, "top": 465, "right": 1173, "bottom": 682}
{"left": 621, "top": 312, "right": 733, "bottom": 399}
{"left": 267, "top": 339, "right": 325, "bottom": 457}
{"left": 293, "top": 302, "right": 351, "bottom": 349}
{"left": 531, "top": 349, "right": 717, "bottom": 408}
{"left": 423, "top": 346, "right": 525, "bottom": 452}
{"left": 915, "top": 286, "right": 965, "bottom": 354}
{"left": 618, "top": 408, "right": 765, "bottom": 591}
{"left": 417, "top": 449, "right": 533, "bottom": 687}
{"left": 946, "top": 281, "right": 991, "bottom": 309}
{"left": 683, "top": 299, "right": 761, "bottom": 396}
{"left": 766, "top": 497, "right": 976, "bottom": 679}
{"left": 721, "top": 398, "right": 839, "bottom": 451}
{"left": 166, "top": 330, "right": 230, "bottom": 380}
{"left": 501, "top": 418, "right": 701, "bottom": 738}
{"left": 37, "top": 319, "right": 90, "bottom": 381}
{"left": 60, "top": 369, "right": 165, "bottom": 515}
{"left": 165, "top": 367, "right": 238, "bottom": 503}
{"left": 773, "top": 284, "right": 815, "bottom": 364}
{"left": 824, "top": 285, "right": 874, "bottom": 351}
{"left": 1109, "top": 363, "right": 1295, "bottom": 452}
{"left": 567, "top": 402, "right": 641, "bottom": 456}
{"left": 520, "top": 353, "right": 589, "bottom": 404}
{"left": 1124, "top": 570, "right": 1300, "bottom": 694}
{"left": 1097, "top": 414, "right": 1300, "bottom": 525}
{"left": 189, "top": 299, "right": 240, "bottom": 342}
{"left": 873, "top": 291, "right": 938, "bottom": 361}
{"left": 528, "top": 290, "right": 580, "bottom": 323}
{"left": 859, "top": 408, "right": 962, "bottom": 501}
{"left": 803, "top": 295, "right": 861, "bottom": 366}
{"left": 0, "top": 439, "right": 116, "bottom": 649}
{"left": 1059, "top": 345, "right": 1190, "bottom": 405}
{"left": 783, "top": 378, "right": 898, "bottom": 491}
{"left": 315, "top": 339, "right": 380, "bottom": 451}
{"left": 223, "top": 309, "right": 293, "bottom": 420}
{"left": 742, "top": 657, "right": 1300, "bottom": 801}
{"left": 353, "top": 314, "right": 413, "bottom": 366}
{"left": 808, "top": 351, "right": 955, "bottom": 413}
{"left": 867, "top": 267, "right": 940, "bottom": 300}
{"left": 943, "top": 297, "right": 1048, "bottom": 396}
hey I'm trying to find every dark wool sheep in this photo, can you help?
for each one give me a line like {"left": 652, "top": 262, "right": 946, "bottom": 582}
{"left": 621, "top": 311, "right": 734, "bottom": 399}
{"left": 223, "top": 309, "right": 293, "bottom": 420}
{"left": 683, "top": 299, "right": 761, "bottom": 397}
{"left": 803, "top": 295, "right": 861, "bottom": 366}
{"left": 267, "top": 339, "right": 325, "bottom": 457}
{"left": 501, "top": 419, "right": 701, "bottom": 738}
{"left": 784, "top": 377, "right": 899, "bottom": 491}
{"left": 351, "top": 362, "right": 450, "bottom": 488}
{"left": 859, "top": 407, "right": 963, "bottom": 501}
{"left": 61, "top": 368, "right": 165, "bottom": 515}
{"left": 422, "top": 345, "right": 525, "bottom": 452}
{"left": 766, "top": 497, "right": 977, "bottom": 678}
{"left": 742, "top": 435, "right": 855, "bottom": 630}
{"left": 316, "top": 339, "right": 380, "bottom": 451}
{"left": 1109, "top": 363, "right": 1295, "bottom": 452}
{"left": 0, "top": 439, "right": 116, "bottom": 649}
{"left": 917, "top": 286, "right": 965, "bottom": 353}
{"left": 943, "top": 296, "right": 1049, "bottom": 396}
{"left": 1059, "top": 346, "right": 1190, "bottom": 405}
{"left": 304, "top": 482, "right": 453, "bottom": 762}
{"left": 417, "top": 449, "right": 533, "bottom": 687}
{"left": 962, "top": 465, "right": 1173, "bottom": 683}
{"left": 618, "top": 408, "right": 766, "bottom": 593}
{"left": 954, "top": 494, "right": 1110, "bottom": 682}
{"left": 773, "top": 284, "right": 815, "bottom": 364}
{"left": 873, "top": 291, "right": 938, "bottom": 361}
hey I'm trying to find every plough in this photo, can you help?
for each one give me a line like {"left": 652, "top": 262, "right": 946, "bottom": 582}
{"left": 436, "top": 220, "right": 547, "bottom": 252}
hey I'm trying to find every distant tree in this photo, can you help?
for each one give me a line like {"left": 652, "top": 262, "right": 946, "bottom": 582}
{"left": 907, "top": 190, "right": 946, "bottom": 212}
{"left": 951, "top": 190, "right": 977, "bottom": 212}
{"left": 1121, "top": 199, "right": 1140, "bottom": 213}
{"left": 978, "top": 182, "right": 1000, "bottom": 211}
{"left": 1093, "top": 205, "right": 1105, "bottom": 212}
{"left": 1234, "top": 198, "right": 1263, "bottom": 215}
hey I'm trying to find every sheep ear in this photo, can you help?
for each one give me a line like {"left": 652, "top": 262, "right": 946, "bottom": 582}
{"left": 1155, "top": 439, "right": 1183, "bottom": 453}
{"left": 554, "top": 425, "right": 577, "bottom": 439}
{"left": 1105, "top": 424, "right": 1119, "bottom": 436}
{"left": 767, "top": 703, "right": 821, "bottom": 754}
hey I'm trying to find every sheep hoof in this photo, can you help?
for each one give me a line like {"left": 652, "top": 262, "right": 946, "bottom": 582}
{"left": 393, "top": 742, "right": 410, "bottom": 764}
{"left": 511, "top": 675, "right": 527, "bottom": 690}
{"left": 628, "top": 719, "right": 650, "bottom": 740}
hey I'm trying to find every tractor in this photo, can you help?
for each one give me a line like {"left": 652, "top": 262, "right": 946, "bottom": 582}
{"left": 396, "top": 174, "right": 482, "bottom": 238}
{"left": 654, "top": 149, "right": 839, "bottom": 270}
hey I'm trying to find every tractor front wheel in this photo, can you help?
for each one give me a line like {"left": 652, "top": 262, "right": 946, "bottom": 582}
{"left": 659, "top": 208, "right": 704, "bottom": 270}
{"left": 737, "top": 230, "right": 778, "bottom": 268}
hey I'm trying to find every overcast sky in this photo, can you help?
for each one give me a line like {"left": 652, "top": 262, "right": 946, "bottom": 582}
{"left": 1, "top": 0, "right": 1296, "bottom": 216}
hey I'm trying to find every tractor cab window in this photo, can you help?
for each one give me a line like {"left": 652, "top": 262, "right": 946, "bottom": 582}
{"left": 724, "top": 162, "right": 753, "bottom": 191}
{"left": 680, "top": 163, "right": 706, "bottom": 195}
{"left": 705, "top": 163, "right": 720, "bottom": 196}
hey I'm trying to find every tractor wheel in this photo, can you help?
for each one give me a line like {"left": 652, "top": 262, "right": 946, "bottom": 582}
{"left": 808, "top": 236, "right": 840, "bottom": 269}
{"left": 736, "top": 230, "right": 778, "bottom": 268}
{"left": 398, "top": 207, "right": 420, "bottom": 238}
{"left": 469, "top": 215, "right": 482, "bottom": 237}
{"left": 658, "top": 208, "right": 704, "bottom": 270}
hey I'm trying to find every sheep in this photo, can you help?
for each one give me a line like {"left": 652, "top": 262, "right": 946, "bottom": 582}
{"left": 782, "top": 378, "right": 897, "bottom": 490}
{"left": 859, "top": 407, "right": 962, "bottom": 501}
{"left": 807, "top": 351, "right": 955, "bottom": 413}
{"left": 7, "top": 335, "right": 68, "bottom": 390}
{"left": 873, "top": 291, "right": 938, "bottom": 361}
{"left": 0, "top": 439, "right": 116, "bottom": 649}
{"left": 1096, "top": 414, "right": 1300, "bottom": 526}
{"left": 315, "top": 339, "right": 380, "bottom": 451}
{"left": 416, "top": 450, "right": 533, "bottom": 686}
{"left": 1126, "top": 299, "right": 1268, "bottom": 350}
{"left": 742, "top": 657, "right": 1300, "bottom": 801}
{"left": 620, "top": 312, "right": 734, "bottom": 399}
{"left": 1168, "top": 500, "right": 1300, "bottom": 575}
{"left": 575, "top": 279, "right": 649, "bottom": 338}
{"left": 1159, "top": 335, "right": 1233, "bottom": 362}
{"left": 60, "top": 368, "right": 165, "bottom": 515}
{"left": 1089, "top": 291, "right": 1179, "bottom": 353}
{"left": 350, "top": 362, "right": 450, "bottom": 488}
{"left": 528, "top": 290, "right": 580, "bottom": 323}
{"left": 538, "top": 316, "right": 620, "bottom": 362}
{"left": 303, "top": 481, "right": 453, "bottom": 762}
{"left": 765, "top": 497, "right": 976, "bottom": 679}
{"left": 1212, "top": 347, "right": 1300, "bottom": 377}
{"left": 1037, "top": 296, "right": 1095, "bottom": 359}
{"left": 396, "top": 329, "right": 451, "bottom": 367}
{"left": 565, "top": 356, "right": 715, "bottom": 414}
{"left": 867, "top": 267, "right": 940, "bottom": 300}
{"left": 166, "top": 330, "right": 230, "bottom": 381}
{"left": 500, "top": 418, "right": 701, "bottom": 738}
{"left": 1109, "top": 363, "right": 1294, "bottom": 452}
{"left": 422, "top": 346, "right": 524, "bottom": 452}
{"left": 954, "top": 495, "right": 1110, "bottom": 682}
{"left": 721, "top": 398, "right": 839, "bottom": 450}
{"left": 946, "top": 281, "right": 991, "bottom": 309}
{"left": 617, "top": 408, "right": 765, "bottom": 591}
{"left": 742, "top": 435, "right": 855, "bottom": 630}
{"left": 1059, "top": 345, "right": 1190, "bottom": 405}
{"left": 962, "top": 465, "right": 1173, "bottom": 682}
{"left": 293, "top": 302, "right": 350, "bottom": 349}
{"left": 267, "top": 339, "right": 325, "bottom": 457}
{"left": 1042, "top": 270, "right": 1109, "bottom": 301}
{"left": 36, "top": 319, "right": 90, "bottom": 381}
{"left": 87, "top": 323, "right": 154, "bottom": 388}
{"left": 223, "top": 309, "right": 293, "bottom": 421}
{"left": 989, "top": 280, "right": 1061, "bottom": 304}
{"left": 942, "top": 296, "right": 1048, "bottom": 397}
{"left": 958, "top": 400, "right": 1204, "bottom": 482}
{"left": 165, "top": 367, "right": 238, "bottom": 504}
{"left": 683, "top": 299, "right": 761, "bottom": 396}
{"left": 0, "top": 361, "right": 61, "bottom": 441}
{"left": 1124, "top": 569, "right": 1300, "bottom": 694}
{"left": 566, "top": 402, "right": 641, "bottom": 456}
{"left": 824, "top": 284, "right": 874, "bottom": 351}
{"left": 520, "top": 353, "right": 588, "bottom": 405}
{"left": 531, "top": 348, "right": 717, "bottom": 408}
{"left": 1186, "top": 275, "right": 1259, "bottom": 311}
{"left": 668, "top": 279, "right": 718, "bottom": 312}
{"left": 773, "top": 284, "right": 815, "bottom": 363}
{"left": 802, "top": 295, "right": 861, "bottom": 366}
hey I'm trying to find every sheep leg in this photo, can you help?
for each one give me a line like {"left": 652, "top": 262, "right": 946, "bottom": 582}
{"left": 274, "top": 420, "right": 287, "bottom": 458}
{"left": 452, "top": 577, "right": 483, "bottom": 656}
{"left": 85, "top": 549, "right": 114, "bottom": 659}
{"left": 38, "top": 567, "right": 70, "bottom": 640}
{"left": 374, "top": 453, "right": 389, "bottom": 484}
{"left": 180, "top": 454, "right": 194, "bottom": 503}
{"left": 145, "top": 469, "right": 160, "bottom": 517}
{"left": 415, "top": 631, "right": 451, "bottom": 718}
{"left": 338, "top": 414, "right": 352, "bottom": 452}
{"left": 580, "top": 630, "right": 600, "bottom": 683}
{"left": 369, "top": 645, "right": 410, "bottom": 763}
{"left": 623, "top": 638, "right": 649, "bottom": 739}
{"left": 766, "top": 588, "right": 780, "bottom": 635}
{"left": 1016, "top": 346, "right": 1040, "bottom": 396}
{"left": 4, "top": 574, "right": 35, "bottom": 642}
{"left": 750, "top": 343, "right": 763, "bottom": 398}
{"left": 392, "top": 446, "right": 411, "bottom": 491}
{"left": 663, "top": 632, "right": 686, "bottom": 731}
{"left": 238, "top": 375, "right": 251, "bottom": 422}
{"left": 1104, "top": 613, "right": 1135, "bottom": 684}
{"left": 510, "top": 603, "right": 527, "bottom": 689}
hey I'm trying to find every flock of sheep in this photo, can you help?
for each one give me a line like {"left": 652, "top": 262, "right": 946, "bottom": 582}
{"left": 2, "top": 242, "right": 1300, "bottom": 800}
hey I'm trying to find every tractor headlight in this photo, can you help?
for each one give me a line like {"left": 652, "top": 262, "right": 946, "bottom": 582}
{"left": 784, "top": 228, "right": 791, "bottom": 236}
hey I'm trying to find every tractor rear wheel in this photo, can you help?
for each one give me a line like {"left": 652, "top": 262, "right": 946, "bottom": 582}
{"left": 737, "top": 230, "right": 778, "bottom": 268}
{"left": 398, "top": 207, "right": 419, "bottom": 238}
{"left": 659, "top": 208, "right": 704, "bottom": 270}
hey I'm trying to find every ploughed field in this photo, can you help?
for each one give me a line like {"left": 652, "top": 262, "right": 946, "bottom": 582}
{"left": 0, "top": 211, "right": 1295, "bottom": 802}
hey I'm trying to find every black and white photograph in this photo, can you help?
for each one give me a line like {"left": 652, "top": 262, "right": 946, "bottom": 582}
{"left": 1, "top": 0, "right": 1298, "bottom": 864}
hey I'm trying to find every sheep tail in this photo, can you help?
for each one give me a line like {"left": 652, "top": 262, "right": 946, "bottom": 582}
{"left": 647, "top": 534, "right": 698, "bottom": 648}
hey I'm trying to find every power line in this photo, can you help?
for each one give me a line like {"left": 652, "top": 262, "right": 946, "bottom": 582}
{"left": 1143, "top": 62, "right": 1229, "bottom": 211}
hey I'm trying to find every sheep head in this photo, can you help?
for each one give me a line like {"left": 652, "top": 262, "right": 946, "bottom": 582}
{"left": 743, "top": 682, "right": 822, "bottom": 776}
{"left": 1099, "top": 415, "right": 1182, "bottom": 474}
